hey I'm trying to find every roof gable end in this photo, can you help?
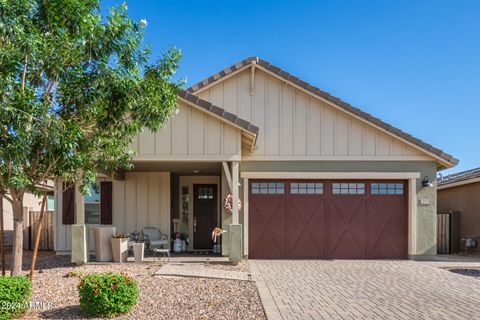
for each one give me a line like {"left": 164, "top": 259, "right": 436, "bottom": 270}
{"left": 187, "top": 57, "right": 458, "bottom": 168}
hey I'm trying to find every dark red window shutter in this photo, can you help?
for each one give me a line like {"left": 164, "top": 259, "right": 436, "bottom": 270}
{"left": 100, "top": 181, "right": 113, "bottom": 225}
{"left": 62, "top": 183, "right": 75, "bottom": 225}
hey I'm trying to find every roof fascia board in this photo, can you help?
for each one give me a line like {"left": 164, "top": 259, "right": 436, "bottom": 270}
{"left": 189, "top": 63, "right": 253, "bottom": 95}
{"left": 438, "top": 177, "right": 480, "bottom": 190}
{"left": 178, "top": 96, "right": 257, "bottom": 141}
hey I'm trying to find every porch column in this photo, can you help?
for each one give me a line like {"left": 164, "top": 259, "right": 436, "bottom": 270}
{"left": 71, "top": 183, "right": 87, "bottom": 264}
{"left": 228, "top": 161, "right": 242, "bottom": 263}
{"left": 231, "top": 161, "right": 239, "bottom": 225}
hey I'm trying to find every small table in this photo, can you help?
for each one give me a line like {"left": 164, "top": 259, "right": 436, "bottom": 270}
{"left": 152, "top": 248, "right": 171, "bottom": 259}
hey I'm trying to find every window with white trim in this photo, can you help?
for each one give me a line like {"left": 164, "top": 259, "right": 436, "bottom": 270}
{"left": 84, "top": 183, "right": 100, "bottom": 224}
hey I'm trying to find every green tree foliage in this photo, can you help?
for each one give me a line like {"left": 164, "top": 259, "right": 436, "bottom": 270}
{"left": 0, "top": 0, "right": 182, "bottom": 275}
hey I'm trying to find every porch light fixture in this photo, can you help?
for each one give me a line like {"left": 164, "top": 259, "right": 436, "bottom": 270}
{"left": 193, "top": 170, "right": 199, "bottom": 173}
{"left": 421, "top": 176, "right": 433, "bottom": 188}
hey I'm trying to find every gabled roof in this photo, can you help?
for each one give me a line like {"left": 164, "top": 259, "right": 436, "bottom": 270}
{"left": 177, "top": 90, "right": 259, "bottom": 150}
{"left": 438, "top": 167, "right": 480, "bottom": 189}
{"left": 187, "top": 57, "right": 458, "bottom": 168}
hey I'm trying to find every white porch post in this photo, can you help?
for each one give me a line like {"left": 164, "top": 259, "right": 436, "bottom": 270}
{"left": 231, "top": 161, "right": 239, "bottom": 225}
{"left": 71, "top": 183, "right": 87, "bottom": 264}
{"left": 228, "top": 161, "right": 242, "bottom": 263}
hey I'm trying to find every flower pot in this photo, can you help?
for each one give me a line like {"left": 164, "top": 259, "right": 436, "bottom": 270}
{"left": 111, "top": 238, "right": 129, "bottom": 263}
{"left": 133, "top": 243, "right": 144, "bottom": 263}
{"left": 173, "top": 239, "right": 183, "bottom": 253}
{"left": 94, "top": 227, "right": 116, "bottom": 262}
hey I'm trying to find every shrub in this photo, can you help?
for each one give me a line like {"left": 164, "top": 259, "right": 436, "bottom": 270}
{"left": 65, "top": 271, "right": 84, "bottom": 278}
{"left": 0, "top": 276, "right": 32, "bottom": 320}
{"left": 78, "top": 272, "right": 138, "bottom": 317}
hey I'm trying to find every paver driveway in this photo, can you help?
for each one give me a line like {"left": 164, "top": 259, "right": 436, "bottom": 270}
{"left": 250, "top": 260, "right": 480, "bottom": 320}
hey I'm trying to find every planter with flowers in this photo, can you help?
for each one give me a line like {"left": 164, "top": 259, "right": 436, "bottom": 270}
{"left": 111, "top": 233, "right": 130, "bottom": 263}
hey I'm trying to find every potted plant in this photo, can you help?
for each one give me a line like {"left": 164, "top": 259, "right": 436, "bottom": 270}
{"left": 111, "top": 233, "right": 130, "bottom": 263}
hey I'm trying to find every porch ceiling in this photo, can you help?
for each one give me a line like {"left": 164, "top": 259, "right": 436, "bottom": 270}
{"left": 130, "top": 161, "right": 221, "bottom": 175}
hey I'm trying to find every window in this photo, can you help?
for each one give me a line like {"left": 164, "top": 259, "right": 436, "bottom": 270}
{"left": 251, "top": 182, "right": 285, "bottom": 194}
{"left": 371, "top": 182, "right": 404, "bottom": 195}
{"left": 332, "top": 183, "right": 365, "bottom": 195}
{"left": 290, "top": 182, "right": 324, "bottom": 195}
{"left": 84, "top": 183, "right": 100, "bottom": 224}
{"left": 198, "top": 187, "right": 214, "bottom": 199}
{"left": 47, "top": 194, "right": 55, "bottom": 211}
{"left": 182, "top": 186, "right": 189, "bottom": 220}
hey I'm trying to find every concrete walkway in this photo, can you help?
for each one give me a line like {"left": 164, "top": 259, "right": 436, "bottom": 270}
{"left": 155, "top": 262, "right": 252, "bottom": 281}
{"left": 250, "top": 260, "right": 480, "bottom": 320}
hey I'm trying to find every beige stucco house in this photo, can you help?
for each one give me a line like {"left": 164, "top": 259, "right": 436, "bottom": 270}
{"left": 2, "top": 192, "right": 53, "bottom": 247}
{"left": 438, "top": 168, "right": 480, "bottom": 251}
{"left": 54, "top": 57, "right": 457, "bottom": 261}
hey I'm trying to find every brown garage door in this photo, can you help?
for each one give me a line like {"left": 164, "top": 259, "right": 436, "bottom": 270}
{"left": 248, "top": 180, "right": 408, "bottom": 259}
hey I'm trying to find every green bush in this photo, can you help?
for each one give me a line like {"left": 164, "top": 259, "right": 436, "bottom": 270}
{"left": 0, "top": 276, "right": 32, "bottom": 320}
{"left": 78, "top": 272, "right": 138, "bottom": 317}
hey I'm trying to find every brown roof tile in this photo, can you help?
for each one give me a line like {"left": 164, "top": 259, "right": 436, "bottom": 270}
{"left": 177, "top": 90, "right": 259, "bottom": 136}
{"left": 438, "top": 167, "right": 480, "bottom": 186}
{"left": 187, "top": 57, "right": 458, "bottom": 167}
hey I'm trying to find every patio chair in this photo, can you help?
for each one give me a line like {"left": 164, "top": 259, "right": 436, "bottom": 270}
{"left": 141, "top": 227, "right": 169, "bottom": 251}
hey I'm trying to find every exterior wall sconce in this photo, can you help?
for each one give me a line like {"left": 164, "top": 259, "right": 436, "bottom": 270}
{"left": 422, "top": 176, "right": 433, "bottom": 187}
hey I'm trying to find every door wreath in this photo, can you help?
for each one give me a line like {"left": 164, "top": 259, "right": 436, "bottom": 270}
{"left": 224, "top": 193, "right": 242, "bottom": 215}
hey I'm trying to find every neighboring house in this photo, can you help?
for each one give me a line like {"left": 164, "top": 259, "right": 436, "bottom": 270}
{"left": 2, "top": 192, "right": 54, "bottom": 247}
{"left": 438, "top": 168, "right": 480, "bottom": 250}
{"left": 54, "top": 57, "right": 457, "bottom": 259}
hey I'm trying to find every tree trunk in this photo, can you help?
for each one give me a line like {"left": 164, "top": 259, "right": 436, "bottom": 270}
{"left": 10, "top": 192, "right": 24, "bottom": 276}
{"left": 30, "top": 193, "right": 47, "bottom": 280}
{"left": 0, "top": 196, "right": 5, "bottom": 275}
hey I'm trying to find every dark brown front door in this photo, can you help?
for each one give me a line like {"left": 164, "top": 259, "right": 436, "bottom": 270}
{"left": 193, "top": 184, "right": 218, "bottom": 250}
{"left": 249, "top": 180, "right": 408, "bottom": 259}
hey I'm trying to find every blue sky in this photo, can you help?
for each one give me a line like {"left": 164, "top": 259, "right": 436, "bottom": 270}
{"left": 102, "top": 0, "right": 479, "bottom": 175}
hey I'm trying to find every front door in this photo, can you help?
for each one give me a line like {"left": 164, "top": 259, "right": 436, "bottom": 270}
{"left": 193, "top": 184, "right": 218, "bottom": 250}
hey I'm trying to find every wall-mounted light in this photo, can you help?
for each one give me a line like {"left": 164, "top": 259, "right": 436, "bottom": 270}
{"left": 422, "top": 176, "right": 433, "bottom": 188}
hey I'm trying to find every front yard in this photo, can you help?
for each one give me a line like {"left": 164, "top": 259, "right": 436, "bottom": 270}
{"left": 4, "top": 251, "right": 265, "bottom": 319}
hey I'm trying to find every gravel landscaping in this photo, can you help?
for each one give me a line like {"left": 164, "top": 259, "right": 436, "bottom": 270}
{"left": 2, "top": 251, "right": 265, "bottom": 319}
{"left": 204, "top": 259, "right": 251, "bottom": 273}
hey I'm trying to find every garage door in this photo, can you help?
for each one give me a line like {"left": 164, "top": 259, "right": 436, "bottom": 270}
{"left": 248, "top": 180, "right": 408, "bottom": 259}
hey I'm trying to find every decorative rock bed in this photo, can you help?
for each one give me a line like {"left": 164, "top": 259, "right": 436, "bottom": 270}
{"left": 2, "top": 251, "right": 266, "bottom": 319}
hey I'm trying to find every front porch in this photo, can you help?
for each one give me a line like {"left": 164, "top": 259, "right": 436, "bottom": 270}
{"left": 57, "top": 161, "right": 244, "bottom": 264}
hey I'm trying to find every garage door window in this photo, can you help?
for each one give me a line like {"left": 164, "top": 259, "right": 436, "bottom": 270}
{"left": 290, "top": 182, "right": 324, "bottom": 195}
{"left": 371, "top": 182, "right": 404, "bottom": 195}
{"left": 251, "top": 182, "right": 285, "bottom": 194}
{"left": 332, "top": 183, "right": 365, "bottom": 195}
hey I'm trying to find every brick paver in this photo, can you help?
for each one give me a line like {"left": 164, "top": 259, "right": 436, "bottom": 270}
{"left": 250, "top": 260, "right": 480, "bottom": 320}
{"left": 155, "top": 263, "right": 252, "bottom": 281}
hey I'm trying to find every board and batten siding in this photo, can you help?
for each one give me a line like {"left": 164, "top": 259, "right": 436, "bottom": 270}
{"left": 131, "top": 101, "right": 242, "bottom": 161}
{"left": 195, "top": 69, "right": 429, "bottom": 161}
{"left": 54, "top": 172, "right": 170, "bottom": 253}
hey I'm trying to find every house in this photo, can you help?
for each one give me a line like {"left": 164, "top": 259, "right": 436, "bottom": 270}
{"left": 437, "top": 168, "right": 480, "bottom": 250}
{"left": 2, "top": 192, "right": 54, "bottom": 248}
{"left": 54, "top": 57, "right": 458, "bottom": 261}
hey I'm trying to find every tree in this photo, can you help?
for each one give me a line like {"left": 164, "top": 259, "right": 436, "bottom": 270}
{"left": 0, "top": 0, "right": 182, "bottom": 275}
